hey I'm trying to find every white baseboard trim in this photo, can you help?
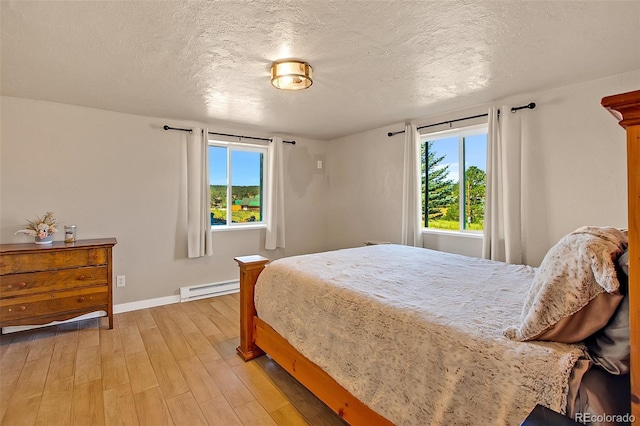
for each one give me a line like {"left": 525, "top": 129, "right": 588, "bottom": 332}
{"left": 113, "top": 295, "right": 180, "bottom": 314}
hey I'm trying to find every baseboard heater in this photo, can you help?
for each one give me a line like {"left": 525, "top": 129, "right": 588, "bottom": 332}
{"left": 179, "top": 279, "right": 239, "bottom": 302}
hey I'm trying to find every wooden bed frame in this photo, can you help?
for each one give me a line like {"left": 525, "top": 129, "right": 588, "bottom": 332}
{"left": 235, "top": 89, "right": 640, "bottom": 424}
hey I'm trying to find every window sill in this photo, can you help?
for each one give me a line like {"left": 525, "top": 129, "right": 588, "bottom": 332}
{"left": 421, "top": 228, "right": 484, "bottom": 239}
{"left": 211, "top": 224, "right": 267, "bottom": 232}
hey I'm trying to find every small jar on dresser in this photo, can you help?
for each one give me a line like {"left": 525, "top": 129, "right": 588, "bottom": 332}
{"left": 0, "top": 238, "right": 117, "bottom": 330}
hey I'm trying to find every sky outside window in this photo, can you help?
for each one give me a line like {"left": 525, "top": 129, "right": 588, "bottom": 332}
{"left": 209, "top": 147, "right": 262, "bottom": 186}
{"left": 429, "top": 134, "right": 486, "bottom": 181}
{"left": 464, "top": 134, "right": 487, "bottom": 172}
{"left": 231, "top": 151, "right": 262, "bottom": 186}
{"left": 210, "top": 146, "right": 228, "bottom": 185}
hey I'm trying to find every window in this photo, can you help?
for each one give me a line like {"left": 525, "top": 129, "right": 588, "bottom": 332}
{"left": 209, "top": 141, "right": 267, "bottom": 227}
{"left": 421, "top": 125, "right": 487, "bottom": 232}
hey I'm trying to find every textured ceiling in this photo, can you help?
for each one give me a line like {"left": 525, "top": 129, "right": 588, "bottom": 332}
{"left": 2, "top": 1, "right": 639, "bottom": 140}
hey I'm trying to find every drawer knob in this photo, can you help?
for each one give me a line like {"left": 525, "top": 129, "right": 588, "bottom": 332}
{"left": 19, "top": 305, "right": 26, "bottom": 311}
{"left": 78, "top": 275, "right": 86, "bottom": 280}
{"left": 78, "top": 296, "right": 85, "bottom": 302}
{"left": 6, "top": 282, "right": 26, "bottom": 289}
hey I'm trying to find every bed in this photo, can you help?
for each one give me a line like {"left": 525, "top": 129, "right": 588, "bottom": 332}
{"left": 234, "top": 89, "right": 640, "bottom": 425}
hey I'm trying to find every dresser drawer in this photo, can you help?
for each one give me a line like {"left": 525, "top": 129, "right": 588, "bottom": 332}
{"left": 0, "top": 266, "right": 107, "bottom": 297}
{"left": 0, "top": 238, "right": 116, "bottom": 329}
{"left": 0, "top": 286, "right": 108, "bottom": 322}
{"left": 0, "top": 248, "right": 108, "bottom": 274}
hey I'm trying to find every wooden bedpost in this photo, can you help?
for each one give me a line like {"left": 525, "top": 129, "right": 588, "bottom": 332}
{"left": 601, "top": 89, "right": 640, "bottom": 420}
{"left": 234, "top": 255, "right": 269, "bottom": 361}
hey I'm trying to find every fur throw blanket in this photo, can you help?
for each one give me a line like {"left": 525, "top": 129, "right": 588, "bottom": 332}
{"left": 505, "top": 226, "right": 627, "bottom": 342}
{"left": 256, "top": 245, "right": 587, "bottom": 424}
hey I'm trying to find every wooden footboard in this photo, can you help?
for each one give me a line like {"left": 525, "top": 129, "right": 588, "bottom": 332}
{"left": 234, "top": 255, "right": 393, "bottom": 426}
{"left": 235, "top": 255, "right": 269, "bottom": 361}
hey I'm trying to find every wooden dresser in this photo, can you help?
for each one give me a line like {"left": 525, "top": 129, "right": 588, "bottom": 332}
{"left": 0, "top": 238, "right": 117, "bottom": 330}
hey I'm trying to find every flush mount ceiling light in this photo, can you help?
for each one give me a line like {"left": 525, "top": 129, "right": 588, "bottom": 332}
{"left": 270, "top": 60, "right": 313, "bottom": 91}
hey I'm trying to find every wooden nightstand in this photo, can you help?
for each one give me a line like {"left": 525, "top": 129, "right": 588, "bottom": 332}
{"left": 0, "top": 238, "right": 117, "bottom": 330}
{"left": 520, "top": 405, "right": 581, "bottom": 426}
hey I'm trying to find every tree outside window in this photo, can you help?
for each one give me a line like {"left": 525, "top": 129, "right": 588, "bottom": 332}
{"left": 422, "top": 128, "right": 487, "bottom": 232}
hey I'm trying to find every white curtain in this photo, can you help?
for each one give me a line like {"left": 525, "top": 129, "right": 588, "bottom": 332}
{"left": 186, "top": 128, "right": 213, "bottom": 258}
{"left": 401, "top": 122, "right": 423, "bottom": 247}
{"left": 482, "top": 107, "right": 523, "bottom": 264}
{"left": 265, "top": 136, "right": 285, "bottom": 250}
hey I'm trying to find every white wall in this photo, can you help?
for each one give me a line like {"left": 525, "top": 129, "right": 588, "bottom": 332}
{"left": 0, "top": 97, "right": 329, "bottom": 304}
{"left": 325, "top": 123, "right": 404, "bottom": 249}
{"left": 498, "top": 69, "right": 638, "bottom": 265}
{"left": 325, "top": 69, "right": 640, "bottom": 266}
{"left": 2, "top": 69, "right": 637, "bottom": 309}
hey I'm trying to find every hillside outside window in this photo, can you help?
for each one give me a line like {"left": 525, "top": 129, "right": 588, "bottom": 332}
{"left": 209, "top": 141, "right": 267, "bottom": 227}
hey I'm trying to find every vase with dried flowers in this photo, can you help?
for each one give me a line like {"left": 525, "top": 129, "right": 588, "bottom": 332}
{"left": 15, "top": 211, "right": 58, "bottom": 244}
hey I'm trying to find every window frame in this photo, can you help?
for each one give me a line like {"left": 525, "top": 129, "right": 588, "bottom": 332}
{"left": 420, "top": 123, "right": 488, "bottom": 235}
{"left": 208, "top": 139, "right": 268, "bottom": 231}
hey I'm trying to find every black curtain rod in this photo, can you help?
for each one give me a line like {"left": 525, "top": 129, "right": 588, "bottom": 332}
{"left": 387, "top": 102, "right": 536, "bottom": 137}
{"left": 208, "top": 131, "right": 296, "bottom": 145}
{"left": 163, "top": 125, "right": 295, "bottom": 145}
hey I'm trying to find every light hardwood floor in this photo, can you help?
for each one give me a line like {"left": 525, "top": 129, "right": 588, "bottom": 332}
{"left": 0, "top": 294, "right": 346, "bottom": 426}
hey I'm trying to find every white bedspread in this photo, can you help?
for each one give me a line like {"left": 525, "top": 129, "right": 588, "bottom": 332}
{"left": 254, "top": 245, "right": 587, "bottom": 425}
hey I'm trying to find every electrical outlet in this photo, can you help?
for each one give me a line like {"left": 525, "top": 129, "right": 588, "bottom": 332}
{"left": 313, "top": 154, "right": 325, "bottom": 174}
{"left": 116, "top": 275, "right": 126, "bottom": 288}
